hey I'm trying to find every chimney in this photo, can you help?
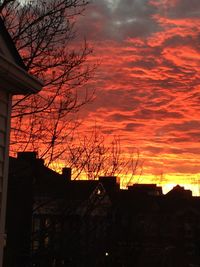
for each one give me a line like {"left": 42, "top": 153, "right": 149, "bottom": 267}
{"left": 17, "top": 152, "right": 37, "bottom": 161}
{"left": 62, "top": 167, "right": 71, "bottom": 181}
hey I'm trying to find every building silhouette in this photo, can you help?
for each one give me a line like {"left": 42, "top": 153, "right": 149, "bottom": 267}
{"left": 4, "top": 152, "right": 200, "bottom": 267}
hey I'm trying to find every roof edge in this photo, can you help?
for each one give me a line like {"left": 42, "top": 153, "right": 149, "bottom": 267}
{"left": 0, "top": 17, "right": 27, "bottom": 70}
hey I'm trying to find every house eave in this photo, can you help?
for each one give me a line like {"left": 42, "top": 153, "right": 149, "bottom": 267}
{"left": 0, "top": 54, "right": 43, "bottom": 94}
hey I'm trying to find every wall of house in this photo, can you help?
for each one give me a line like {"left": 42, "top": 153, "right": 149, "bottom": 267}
{"left": 0, "top": 89, "right": 10, "bottom": 195}
{"left": 0, "top": 88, "right": 11, "bottom": 266}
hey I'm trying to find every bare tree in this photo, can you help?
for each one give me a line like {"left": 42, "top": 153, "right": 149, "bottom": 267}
{"left": 59, "top": 128, "right": 143, "bottom": 186}
{"left": 0, "top": 0, "right": 95, "bottom": 164}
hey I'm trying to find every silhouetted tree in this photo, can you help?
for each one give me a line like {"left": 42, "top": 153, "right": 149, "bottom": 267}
{"left": 0, "top": 0, "right": 94, "bottom": 164}
{"left": 59, "top": 128, "right": 143, "bottom": 185}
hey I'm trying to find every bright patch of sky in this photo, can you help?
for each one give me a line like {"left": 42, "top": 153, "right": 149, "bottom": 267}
{"left": 113, "top": 17, "right": 137, "bottom": 26}
{"left": 105, "top": 0, "right": 120, "bottom": 11}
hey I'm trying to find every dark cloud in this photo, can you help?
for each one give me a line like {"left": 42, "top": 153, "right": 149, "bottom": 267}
{"left": 107, "top": 113, "right": 133, "bottom": 122}
{"left": 123, "top": 122, "right": 144, "bottom": 131}
{"left": 167, "top": 148, "right": 186, "bottom": 155}
{"left": 85, "top": 88, "right": 143, "bottom": 113}
{"left": 166, "top": 0, "right": 200, "bottom": 19}
{"left": 144, "top": 145, "right": 164, "bottom": 154}
{"left": 163, "top": 34, "right": 199, "bottom": 49}
{"left": 77, "top": 0, "right": 160, "bottom": 41}
{"left": 171, "top": 164, "right": 200, "bottom": 174}
{"left": 160, "top": 121, "right": 200, "bottom": 133}
{"left": 134, "top": 108, "right": 183, "bottom": 120}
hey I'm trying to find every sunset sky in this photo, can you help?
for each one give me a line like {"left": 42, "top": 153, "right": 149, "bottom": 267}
{"left": 74, "top": 0, "right": 200, "bottom": 194}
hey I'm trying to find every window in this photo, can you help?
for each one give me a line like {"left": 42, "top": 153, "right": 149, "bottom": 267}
{"left": 44, "top": 236, "right": 49, "bottom": 247}
{"left": 32, "top": 240, "right": 39, "bottom": 251}
{"left": 33, "top": 217, "right": 40, "bottom": 232}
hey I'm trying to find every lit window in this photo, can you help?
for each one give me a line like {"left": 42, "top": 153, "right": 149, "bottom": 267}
{"left": 32, "top": 240, "right": 39, "bottom": 251}
{"left": 33, "top": 217, "right": 40, "bottom": 232}
{"left": 44, "top": 236, "right": 49, "bottom": 247}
